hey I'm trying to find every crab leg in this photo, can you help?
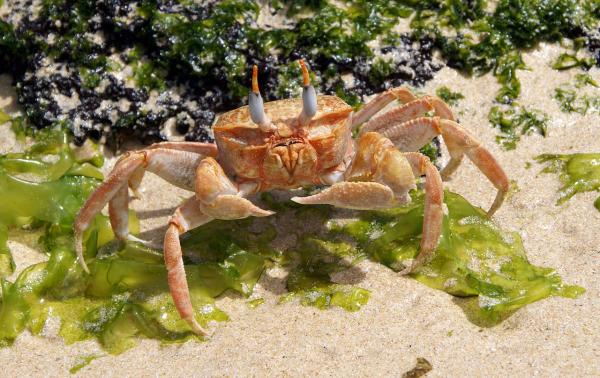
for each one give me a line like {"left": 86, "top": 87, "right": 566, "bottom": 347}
{"left": 128, "top": 142, "right": 218, "bottom": 198}
{"left": 165, "top": 197, "right": 213, "bottom": 335}
{"left": 438, "top": 119, "right": 508, "bottom": 216}
{"left": 359, "top": 99, "right": 434, "bottom": 136}
{"left": 423, "top": 96, "right": 456, "bottom": 121}
{"left": 74, "top": 148, "right": 208, "bottom": 272}
{"left": 401, "top": 152, "right": 444, "bottom": 274}
{"left": 378, "top": 117, "right": 442, "bottom": 152}
{"left": 164, "top": 158, "right": 272, "bottom": 335}
{"left": 74, "top": 153, "right": 145, "bottom": 272}
{"left": 377, "top": 116, "right": 509, "bottom": 216}
{"left": 146, "top": 141, "right": 218, "bottom": 155}
{"left": 351, "top": 87, "right": 416, "bottom": 129}
{"left": 108, "top": 185, "right": 129, "bottom": 241}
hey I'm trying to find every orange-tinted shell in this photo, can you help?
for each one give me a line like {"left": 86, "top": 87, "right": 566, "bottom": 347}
{"left": 214, "top": 95, "right": 353, "bottom": 189}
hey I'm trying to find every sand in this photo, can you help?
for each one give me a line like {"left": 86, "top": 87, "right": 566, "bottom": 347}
{"left": 0, "top": 43, "right": 599, "bottom": 377}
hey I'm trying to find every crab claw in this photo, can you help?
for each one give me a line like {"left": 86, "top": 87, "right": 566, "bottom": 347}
{"left": 292, "top": 182, "right": 396, "bottom": 210}
{"left": 200, "top": 195, "right": 274, "bottom": 219}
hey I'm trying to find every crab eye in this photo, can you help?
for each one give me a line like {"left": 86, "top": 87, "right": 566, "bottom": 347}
{"left": 298, "top": 59, "right": 317, "bottom": 126}
{"left": 249, "top": 65, "right": 275, "bottom": 132}
{"left": 249, "top": 91, "right": 266, "bottom": 125}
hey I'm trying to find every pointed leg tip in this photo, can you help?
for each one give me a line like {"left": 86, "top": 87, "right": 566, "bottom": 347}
{"left": 130, "top": 189, "right": 142, "bottom": 200}
{"left": 487, "top": 189, "right": 506, "bottom": 218}
{"left": 290, "top": 196, "right": 317, "bottom": 206}
{"left": 188, "top": 317, "right": 209, "bottom": 336}
{"left": 249, "top": 204, "right": 275, "bottom": 217}
{"left": 127, "top": 235, "right": 162, "bottom": 249}
{"left": 255, "top": 209, "right": 275, "bottom": 217}
{"left": 75, "top": 235, "right": 90, "bottom": 274}
{"left": 78, "top": 257, "right": 90, "bottom": 274}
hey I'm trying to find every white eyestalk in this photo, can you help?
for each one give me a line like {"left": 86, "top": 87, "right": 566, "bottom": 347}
{"left": 298, "top": 59, "right": 317, "bottom": 127}
{"left": 249, "top": 65, "right": 276, "bottom": 132}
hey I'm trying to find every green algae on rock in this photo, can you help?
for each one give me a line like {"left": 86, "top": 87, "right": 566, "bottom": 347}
{"left": 535, "top": 153, "right": 600, "bottom": 211}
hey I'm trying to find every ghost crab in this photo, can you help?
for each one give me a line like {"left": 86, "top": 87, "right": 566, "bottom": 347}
{"left": 74, "top": 60, "right": 509, "bottom": 334}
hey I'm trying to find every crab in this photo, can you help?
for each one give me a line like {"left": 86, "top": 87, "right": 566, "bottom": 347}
{"left": 74, "top": 60, "right": 509, "bottom": 335}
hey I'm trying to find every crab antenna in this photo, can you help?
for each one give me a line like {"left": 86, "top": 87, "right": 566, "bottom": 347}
{"left": 298, "top": 59, "right": 317, "bottom": 127}
{"left": 249, "top": 65, "right": 275, "bottom": 132}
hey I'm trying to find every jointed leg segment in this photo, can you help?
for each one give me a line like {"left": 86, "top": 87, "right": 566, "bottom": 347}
{"left": 74, "top": 144, "right": 216, "bottom": 272}
{"left": 351, "top": 89, "right": 509, "bottom": 216}
{"left": 163, "top": 158, "right": 271, "bottom": 335}
{"left": 402, "top": 152, "right": 443, "bottom": 274}
{"left": 164, "top": 197, "right": 213, "bottom": 335}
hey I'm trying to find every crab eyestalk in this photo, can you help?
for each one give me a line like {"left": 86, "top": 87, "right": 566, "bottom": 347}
{"left": 298, "top": 59, "right": 317, "bottom": 127}
{"left": 249, "top": 65, "right": 275, "bottom": 132}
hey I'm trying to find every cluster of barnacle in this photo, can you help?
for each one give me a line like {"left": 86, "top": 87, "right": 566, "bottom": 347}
{"left": 2, "top": 0, "right": 442, "bottom": 147}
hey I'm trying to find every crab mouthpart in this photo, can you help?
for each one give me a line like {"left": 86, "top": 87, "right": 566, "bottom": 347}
{"left": 272, "top": 141, "right": 304, "bottom": 177}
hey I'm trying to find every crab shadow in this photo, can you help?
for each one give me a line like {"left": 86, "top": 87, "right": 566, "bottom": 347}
{"left": 131, "top": 201, "right": 368, "bottom": 299}
{"left": 125, "top": 203, "right": 513, "bottom": 328}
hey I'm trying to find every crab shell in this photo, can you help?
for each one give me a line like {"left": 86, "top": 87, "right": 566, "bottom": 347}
{"left": 214, "top": 95, "right": 353, "bottom": 190}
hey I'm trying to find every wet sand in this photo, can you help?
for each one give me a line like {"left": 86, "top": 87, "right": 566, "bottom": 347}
{"left": 0, "top": 43, "right": 599, "bottom": 376}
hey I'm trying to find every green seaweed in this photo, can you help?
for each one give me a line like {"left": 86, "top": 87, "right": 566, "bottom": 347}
{"left": 0, "top": 126, "right": 104, "bottom": 277}
{"left": 246, "top": 298, "right": 265, "bottom": 308}
{"left": 488, "top": 105, "right": 548, "bottom": 150}
{"left": 553, "top": 74, "right": 600, "bottom": 115}
{"left": 409, "top": 0, "right": 598, "bottom": 102}
{"left": 0, "top": 126, "right": 260, "bottom": 353}
{"left": 280, "top": 237, "right": 370, "bottom": 312}
{"left": 69, "top": 354, "right": 103, "bottom": 374}
{"left": 535, "top": 153, "right": 600, "bottom": 211}
{"left": 334, "top": 191, "right": 584, "bottom": 326}
{"left": 408, "top": 0, "right": 597, "bottom": 147}
{"left": 0, "top": 109, "right": 10, "bottom": 124}
{"left": 435, "top": 86, "right": 464, "bottom": 106}
{"left": 552, "top": 53, "right": 596, "bottom": 70}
